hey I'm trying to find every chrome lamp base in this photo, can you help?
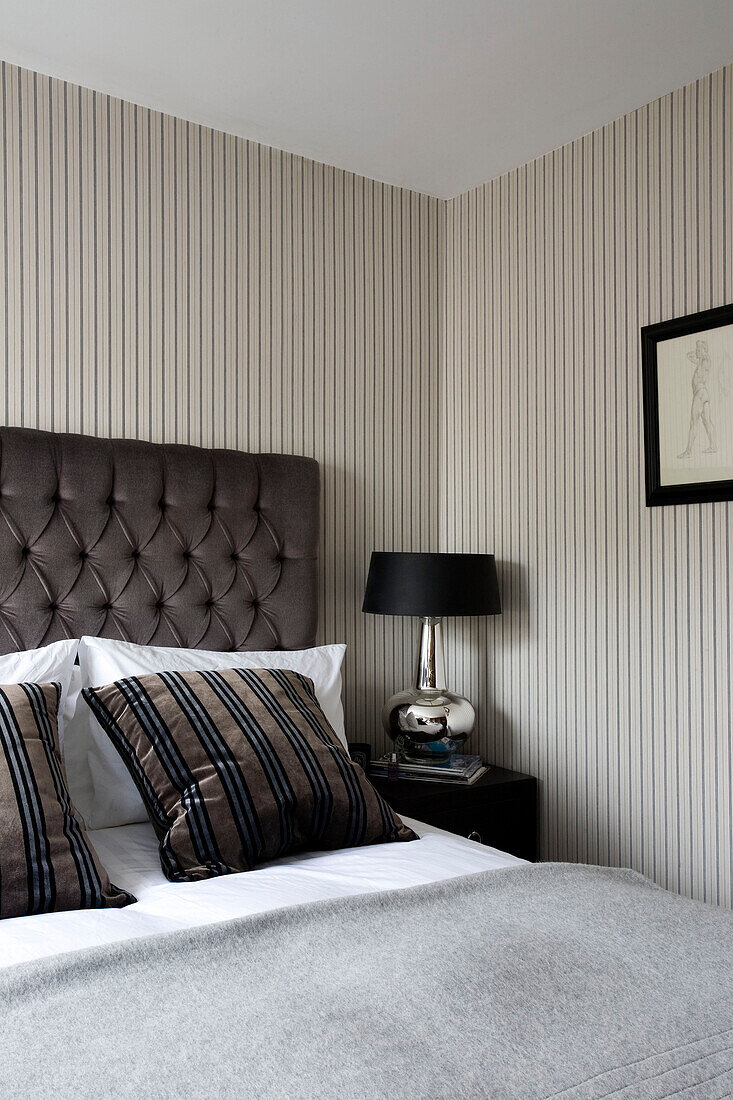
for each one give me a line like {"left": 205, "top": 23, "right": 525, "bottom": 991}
{"left": 381, "top": 617, "right": 475, "bottom": 763}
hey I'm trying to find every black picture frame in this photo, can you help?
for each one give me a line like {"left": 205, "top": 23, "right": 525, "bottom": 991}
{"left": 641, "top": 301, "right": 733, "bottom": 506}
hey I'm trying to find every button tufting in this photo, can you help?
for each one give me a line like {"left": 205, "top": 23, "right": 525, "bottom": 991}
{"left": 0, "top": 430, "right": 306, "bottom": 655}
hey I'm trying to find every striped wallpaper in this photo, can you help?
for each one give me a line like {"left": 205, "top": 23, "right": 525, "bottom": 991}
{"left": 442, "top": 65, "right": 733, "bottom": 907}
{"left": 2, "top": 56, "right": 731, "bottom": 906}
{"left": 0, "top": 59, "right": 442, "bottom": 754}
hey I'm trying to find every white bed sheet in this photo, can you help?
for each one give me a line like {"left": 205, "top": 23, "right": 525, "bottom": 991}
{"left": 0, "top": 819, "right": 523, "bottom": 969}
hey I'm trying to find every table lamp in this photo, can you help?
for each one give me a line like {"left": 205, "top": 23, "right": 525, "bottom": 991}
{"left": 362, "top": 551, "right": 501, "bottom": 762}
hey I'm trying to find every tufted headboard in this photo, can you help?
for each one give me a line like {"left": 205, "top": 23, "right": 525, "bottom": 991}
{"left": 0, "top": 427, "right": 319, "bottom": 655}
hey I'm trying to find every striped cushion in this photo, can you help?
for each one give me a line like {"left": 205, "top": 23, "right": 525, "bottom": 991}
{"left": 83, "top": 668, "right": 416, "bottom": 881}
{"left": 0, "top": 681, "right": 134, "bottom": 918}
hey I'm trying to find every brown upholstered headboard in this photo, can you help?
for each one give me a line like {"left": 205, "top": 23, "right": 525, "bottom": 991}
{"left": 0, "top": 427, "right": 319, "bottom": 655}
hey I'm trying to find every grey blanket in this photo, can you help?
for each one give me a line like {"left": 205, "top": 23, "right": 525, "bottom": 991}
{"left": 1, "top": 863, "right": 732, "bottom": 1099}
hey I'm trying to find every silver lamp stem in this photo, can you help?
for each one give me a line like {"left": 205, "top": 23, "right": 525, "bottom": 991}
{"left": 381, "top": 613, "right": 475, "bottom": 756}
{"left": 415, "top": 616, "right": 447, "bottom": 693}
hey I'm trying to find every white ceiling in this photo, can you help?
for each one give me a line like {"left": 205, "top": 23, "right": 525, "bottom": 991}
{"left": 1, "top": 0, "right": 732, "bottom": 198}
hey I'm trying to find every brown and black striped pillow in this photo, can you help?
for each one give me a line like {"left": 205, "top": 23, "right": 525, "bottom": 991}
{"left": 0, "top": 681, "right": 134, "bottom": 918}
{"left": 83, "top": 667, "right": 416, "bottom": 881}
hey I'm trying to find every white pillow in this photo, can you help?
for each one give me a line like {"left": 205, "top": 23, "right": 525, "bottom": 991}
{"left": 0, "top": 639, "right": 79, "bottom": 739}
{"left": 78, "top": 637, "right": 348, "bottom": 829}
{"left": 61, "top": 665, "right": 95, "bottom": 828}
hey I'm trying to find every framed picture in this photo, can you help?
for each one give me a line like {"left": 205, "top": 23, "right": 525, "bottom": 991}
{"left": 641, "top": 302, "right": 733, "bottom": 506}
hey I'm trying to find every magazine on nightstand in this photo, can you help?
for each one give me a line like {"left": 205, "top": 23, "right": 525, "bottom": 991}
{"left": 369, "top": 753, "right": 487, "bottom": 784}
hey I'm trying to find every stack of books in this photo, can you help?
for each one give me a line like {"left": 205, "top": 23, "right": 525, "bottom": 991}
{"left": 370, "top": 753, "right": 487, "bottom": 785}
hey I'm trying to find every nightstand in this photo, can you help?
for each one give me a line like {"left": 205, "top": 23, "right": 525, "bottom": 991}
{"left": 370, "top": 765, "right": 538, "bottom": 861}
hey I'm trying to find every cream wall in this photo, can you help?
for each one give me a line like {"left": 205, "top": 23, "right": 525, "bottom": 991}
{"left": 0, "top": 60, "right": 442, "bottom": 747}
{"left": 2, "top": 58, "right": 732, "bottom": 906}
{"left": 442, "top": 64, "right": 733, "bottom": 906}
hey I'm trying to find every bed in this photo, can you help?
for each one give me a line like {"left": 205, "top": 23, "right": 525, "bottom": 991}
{"left": 0, "top": 426, "right": 731, "bottom": 1099}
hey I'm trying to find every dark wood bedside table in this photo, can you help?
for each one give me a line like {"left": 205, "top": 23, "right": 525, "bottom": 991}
{"left": 370, "top": 765, "right": 538, "bottom": 861}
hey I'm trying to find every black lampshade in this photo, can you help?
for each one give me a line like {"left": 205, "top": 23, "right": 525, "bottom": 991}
{"left": 362, "top": 551, "right": 501, "bottom": 618}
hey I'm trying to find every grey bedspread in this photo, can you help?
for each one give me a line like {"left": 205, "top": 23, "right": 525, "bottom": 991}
{"left": 1, "top": 863, "right": 732, "bottom": 1099}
